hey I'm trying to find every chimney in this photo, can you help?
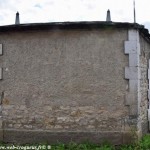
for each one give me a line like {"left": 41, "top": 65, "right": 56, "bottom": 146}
{"left": 15, "top": 12, "right": 20, "bottom": 25}
{"left": 106, "top": 9, "right": 111, "bottom": 22}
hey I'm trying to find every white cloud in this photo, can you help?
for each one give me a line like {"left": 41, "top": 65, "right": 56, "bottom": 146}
{"left": 0, "top": 0, "right": 150, "bottom": 31}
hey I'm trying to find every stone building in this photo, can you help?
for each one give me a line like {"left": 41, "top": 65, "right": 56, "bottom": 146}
{"left": 0, "top": 20, "right": 150, "bottom": 144}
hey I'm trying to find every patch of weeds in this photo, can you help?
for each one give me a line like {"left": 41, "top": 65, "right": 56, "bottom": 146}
{"left": 52, "top": 143, "right": 66, "bottom": 150}
{"left": 51, "top": 141, "right": 115, "bottom": 150}
{"left": 99, "top": 141, "right": 115, "bottom": 150}
{"left": 138, "top": 134, "right": 150, "bottom": 149}
{"left": 66, "top": 142, "right": 78, "bottom": 150}
{"left": 119, "top": 145, "right": 135, "bottom": 150}
{"left": 1, "top": 134, "right": 150, "bottom": 150}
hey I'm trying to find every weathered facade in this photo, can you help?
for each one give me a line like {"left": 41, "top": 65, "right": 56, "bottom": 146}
{"left": 0, "top": 22, "right": 149, "bottom": 144}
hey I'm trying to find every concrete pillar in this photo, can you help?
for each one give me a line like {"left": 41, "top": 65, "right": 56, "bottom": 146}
{"left": 106, "top": 9, "right": 111, "bottom": 22}
{"left": 15, "top": 12, "right": 20, "bottom": 25}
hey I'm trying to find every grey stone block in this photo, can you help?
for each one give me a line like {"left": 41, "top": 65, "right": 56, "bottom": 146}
{"left": 129, "top": 54, "right": 139, "bottom": 67}
{"left": 3, "top": 129, "right": 133, "bottom": 145}
{"left": 125, "top": 93, "right": 137, "bottom": 106}
{"left": 129, "top": 80, "right": 139, "bottom": 93}
{"left": 0, "top": 68, "right": 2, "bottom": 80}
{"left": 129, "top": 105, "right": 138, "bottom": 116}
{"left": 148, "top": 90, "right": 150, "bottom": 100}
{"left": 125, "top": 67, "right": 140, "bottom": 80}
{"left": 0, "top": 44, "right": 2, "bottom": 55}
{"left": 0, "top": 106, "right": 2, "bottom": 113}
{"left": 124, "top": 41, "right": 140, "bottom": 54}
{"left": 148, "top": 109, "right": 150, "bottom": 121}
{"left": 128, "top": 29, "right": 139, "bottom": 41}
{"left": 148, "top": 69, "right": 150, "bottom": 80}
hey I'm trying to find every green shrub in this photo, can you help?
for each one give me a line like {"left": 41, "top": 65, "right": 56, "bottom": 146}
{"left": 139, "top": 134, "right": 150, "bottom": 149}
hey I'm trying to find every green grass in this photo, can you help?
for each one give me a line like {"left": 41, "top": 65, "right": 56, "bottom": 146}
{"left": 50, "top": 135, "right": 150, "bottom": 150}
{"left": 0, "top": 135, "right": 150, "bottom": 150}
{"left": 51, "top": 142, "right": 115, "bottom": 150}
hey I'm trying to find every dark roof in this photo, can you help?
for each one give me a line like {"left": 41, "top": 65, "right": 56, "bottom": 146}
{"left": 0, "top": 21, "right": 149, "bottom": 42}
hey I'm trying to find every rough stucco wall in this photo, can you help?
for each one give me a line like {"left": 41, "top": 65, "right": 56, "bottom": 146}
{"left": 139, "top": 35, "right": 150, "bottom": 134}
{"left": 0, "top": 29, "right": 128, "bottom": 132}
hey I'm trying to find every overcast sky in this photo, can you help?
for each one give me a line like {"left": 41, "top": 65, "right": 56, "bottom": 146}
{"left": 0, "top": 0, "right": 150, "bottom": 31}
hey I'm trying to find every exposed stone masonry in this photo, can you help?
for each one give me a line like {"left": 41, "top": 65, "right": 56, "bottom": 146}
{"left": 124, "top": 30, "right": 150, "bottom": 135}
{"left": 139, "top": 36, "right": 150, "bottom": 134}
{"left": 2, "top": 105, "right": 124, "bottom": 131}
